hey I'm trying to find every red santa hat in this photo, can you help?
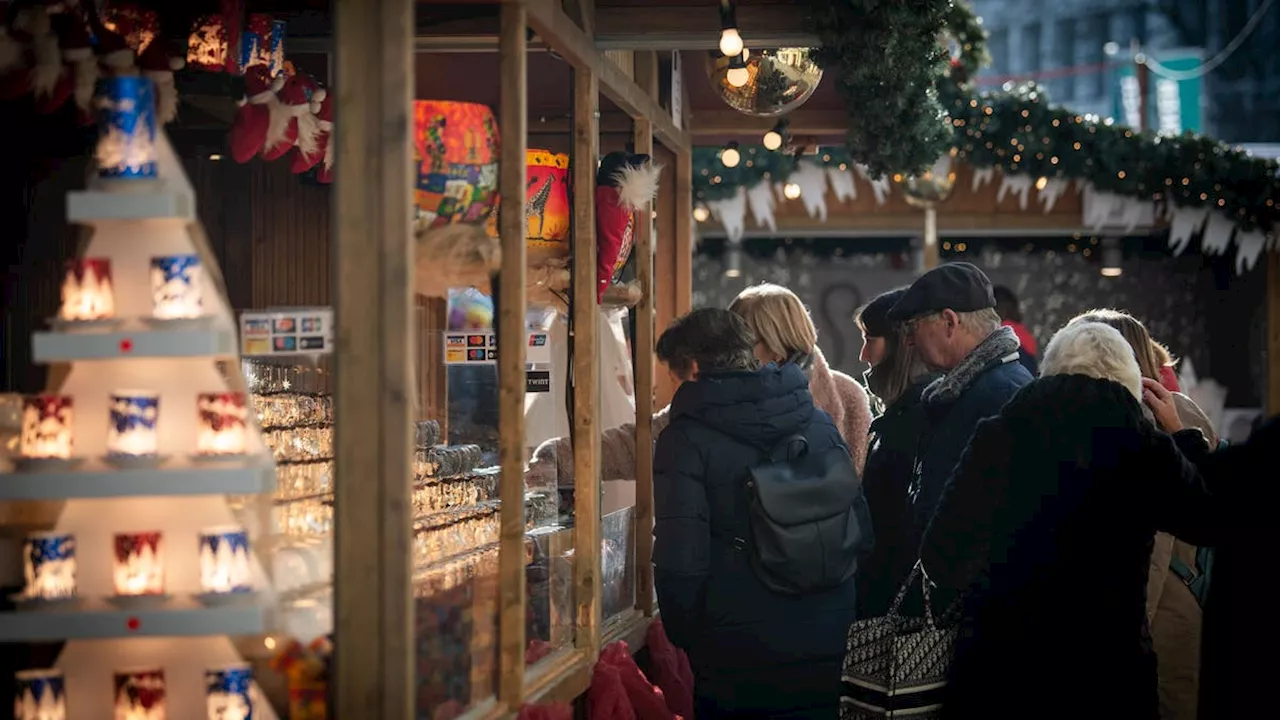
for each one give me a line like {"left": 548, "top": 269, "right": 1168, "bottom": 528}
{"left": 11, "top": 5, "right": 64, "bottom": 101}
{"left": 594, "top": 152, "right": 662, "bottom": 301}
{"left": 262, "top": 73, "right": 321, "bottom": 162}
{"left": 94, "top": 24, "right": 135, "bottom": 75}
{"left": 138, "top": 40, "right": 184, "bottom": 124}
{"left": 54, "top": 13, "right": 97, "bottom": 119}
{"left": 229, "top": 65, "right": 277, "bottom": 163}
{"left": 291, "top": 88, "right": 332, "bottom": 174}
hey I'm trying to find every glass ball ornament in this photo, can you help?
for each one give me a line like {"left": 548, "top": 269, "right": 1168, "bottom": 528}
{"left": 705, "top": 48, "right": 823, "bottom": 118}
{"left": 899, "top": 155, "right": 958, "bottom": 209}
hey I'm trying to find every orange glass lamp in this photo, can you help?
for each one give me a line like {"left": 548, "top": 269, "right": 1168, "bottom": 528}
{"left": 526, "top": 149, "right": 572, "bottom": 265}
{"left": 413, "top": 100, "right": 500, "bottom": 231}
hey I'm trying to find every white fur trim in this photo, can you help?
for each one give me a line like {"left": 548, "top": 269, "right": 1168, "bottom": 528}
{"left": 169, "top": 57, "right": 186, "bottom": 71}
{"left": 149, "top": 73, "right": 178, "bottom": 124}
{"left": 63, "top": 47, "right": 93, "bottom": 62}
{"left": 247, "top": 90, "right": 275, "bottom": 104}
{"left": 102, "top": 49, "right": 135, "bottom": 69}
{"left": 295, "top": 108, "right": 322, "bottom": 157}
{"left": 323, "top": 136, "right": 333, "bottom": 171}
{"left": 612, "top": 161, "right": 663, "bottom": 211}
{"left": 318, "top": 120, "right": 333, "bottom": 131}
{"left": 73, "top": 57, "right": 97, "bottom": 112}
{"left": 312, "top": 88, "right": 327, "bottom": 104}
{"left": 289, "top": 103, "right": 312, "bottom": 117}
{"left": 270, "top": 74, "right": 286, "bottom": 93}
{"left": 264, "top": 96, "right": 293, "bottom": 151}
{"left": 31, "top": 32, "right": 63, "bottom": 98}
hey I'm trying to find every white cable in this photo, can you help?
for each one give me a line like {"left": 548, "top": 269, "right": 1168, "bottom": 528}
{"left": 1143, "top": 0, "right": 1275, "bottom": 81}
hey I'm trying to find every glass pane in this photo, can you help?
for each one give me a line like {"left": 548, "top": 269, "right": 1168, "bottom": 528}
{"left": 602, "top": 506, "right": 636, "bottom": 622}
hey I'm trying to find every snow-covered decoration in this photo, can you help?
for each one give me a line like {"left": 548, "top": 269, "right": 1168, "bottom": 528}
{"left": 971, "top": 166, "right": 996, "bottom": 192}
{"left": 196, "top": 392, "right": 249, "bottom": 456}
{"left": 60, "top": 257, "right": 116, "bottom": 321}
{"left": 23, "top": 532, "right": 77, "bottom": 601}
{"left": 1036, "top": 177, "right": 1071, "bottom": 213}
{"left": 785, "top": 161, "right": 831, "bottom": 221}
{"left": 745, "top": 181, "right": 777, "bottom": 232}
{"left": 199, "top": 527, "right": 253, "bottom": 594}
{"left": 107, "top": 391, "right": 160, "bottom": 457}
{"left": 113, "top": 668, "right": 166, "bottom": 720}
{"left": 707, "top": 187, "right": 749, "bottom": 242}
{"left": 1200, "top": 211, "right": 1236, "bottom": 255}
{"left": 20, "top": 395, "right": 74, "bottom": 460}
{"left": 95, "top": 77, "right": 159, "bottom": 181}
{"left": 825, "top": 166, "right": 857, "bottom": 203}
{"left": 1232, "top": 226, "right": 1271, "bottom": 274}
{"left": 113, "top": 531, "right": 165, "bottom": 597}
{"left": 150, "top": 254, "right": 204, "bottom": 319}
{"left": 996, "top": 173, "right": 1035, "bottom": 210}
{"left": 14, "top": 669, "right": 66, "bottom": 720}
{"left": 1082, "top": 184, "right": 1154, "bottom": 232}
{"left": 855, "top": 164, "right": 891, "bottom": 205}
{"left": 96, "top": 121, "right": 157, "bottom": 177}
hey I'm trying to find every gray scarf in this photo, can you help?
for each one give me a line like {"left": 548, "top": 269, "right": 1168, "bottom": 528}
{"left": 921, "top": 326, "right": 1021, "bottom": 406}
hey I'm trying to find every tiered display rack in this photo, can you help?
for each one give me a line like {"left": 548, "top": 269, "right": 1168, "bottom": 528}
{"left": 0, "top": 132, "right": 280, "bottom": 719}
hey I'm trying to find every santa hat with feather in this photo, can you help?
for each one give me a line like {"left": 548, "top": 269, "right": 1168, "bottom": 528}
{"left": 594, "top": 152, "right": 662, "bottom": 301}
{"left": 11, "top": 4, "right": 63, "bottom": 101}
{"left": 138, "top": 40, "right": 184, "bottom": 124}
{"left": 229, "top": 65, "right": 277, "bottom": 163}
{"left": 262, "top": 72, "right": 323, "bottom": 162}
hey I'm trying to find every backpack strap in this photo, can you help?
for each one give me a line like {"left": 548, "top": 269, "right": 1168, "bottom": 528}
{"left": 1169, "top": 547, "right": 1213, "bottom": 609}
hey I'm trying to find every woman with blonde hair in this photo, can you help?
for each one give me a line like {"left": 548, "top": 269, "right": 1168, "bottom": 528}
{"left": 729, "top": 283, "right": 872, "bottom": 471}
{"left": 1069, "top": 309, "right": 1215, "bottom": 720}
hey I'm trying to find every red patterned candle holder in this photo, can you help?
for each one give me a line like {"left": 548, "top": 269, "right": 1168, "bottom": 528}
{"left": 59, "top": 258, "right": 116, "bottom": 322}
{"left": 196, "top": 392, "right": 249, "bottom": 456}
{"left": 113, "top": 668, "right": 166, "bottom": 720}
{"left": 113, "top": 532, "right": 165, "bottom": 598}
{"left": 101, "top": 1, "right": 160, "bottom": 53}
{"left": 20, "top": 395, "right": 73, "bottom": 460}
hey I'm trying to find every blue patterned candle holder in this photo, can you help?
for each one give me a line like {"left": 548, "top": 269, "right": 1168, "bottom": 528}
{"left": 23, "top": 532, "right": 76, "bottom": 601}
{"left": 240, "top": 14, "right": 286, "bottom": 78}
{"left": 150, "top": 254, "right": 204, "bottom": 320}
{"left": 107, "top": 391, "right": 160, "bottom": 458}
{"left": 199, "top": 526, "right": 253, "bottom": 595}
{"left": 205, "top": 663, "right": 254, "bottom": 720}
{"left": 15, "top": 669, "right": 67, "bottom": 720}
{"left": 94, "top": 76, "right": 158, "bottom": 182}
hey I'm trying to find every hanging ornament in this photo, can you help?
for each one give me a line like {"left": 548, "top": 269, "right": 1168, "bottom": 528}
{"left": 229, "top": 65, "right": 278, "bottom": 163}
{"left": 705, "top": 48, "right": 823, "bottom": 117}
{"left": 901, "top": 154, "right": 958, "bottom": 209}
{"left": 595, "top": 151, "right": 662, "bottom": 302}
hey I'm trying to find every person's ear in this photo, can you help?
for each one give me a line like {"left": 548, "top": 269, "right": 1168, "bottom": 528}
{"left": 940, "top": 309, "right": 960, "bottom": 335}
{"left": 687, "top": 359, "right": 700, "bottom": 380}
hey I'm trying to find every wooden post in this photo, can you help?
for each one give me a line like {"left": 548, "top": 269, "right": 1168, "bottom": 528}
{"left": 497, "top": 0, "right": 529, "bottom": 707}
{"left": 332, "top": 0, "right": 414, "bottom": 717}
{"left": 572, "top": 63, "right": 603, "bottom": 658}
{"left": 653, "top": 145, "right": 678, "bottom": 409}
{"left": 1268, "top": 251, "right": 1280, "bottom": 415}
{"left": 632, "top": 113, "right": 656, "bottom": 616}
{"left": 674, "top": 148, "right": 693, "bottom": 317}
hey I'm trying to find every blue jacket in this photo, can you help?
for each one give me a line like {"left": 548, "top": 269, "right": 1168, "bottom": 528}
{"left": 653, "top": 363, "right": 866, "bottom": 719}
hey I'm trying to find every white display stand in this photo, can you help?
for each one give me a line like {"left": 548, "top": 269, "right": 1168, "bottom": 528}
{"left": 0, "top": 132, "right": 281, "bottom": 720}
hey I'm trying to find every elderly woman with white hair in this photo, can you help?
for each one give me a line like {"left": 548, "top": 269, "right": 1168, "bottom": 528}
{"left": 914, "top": 321, "right": 1225, "bottom": 720}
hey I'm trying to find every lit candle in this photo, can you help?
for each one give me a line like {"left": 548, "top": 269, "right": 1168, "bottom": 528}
{"left": 113, "top": 668, "right": 166, "bottom": 720}
{"left": 204, "top": 664, "right": 254, "bottom": 720}
{"left": 23, "top": 532, "right": 76, "bottom": 601}
{"left": 198, "top": 526, "right": 253, "bottom": 594}
{"left": 107, "top": 391, "right": 160, "bottom": 457}
{"left": 59, "top": 258, "right": 116, "bottom": 321}
{"left": 196, "top": 392, "right": 248, "bottom": 456}
{"left": 149, "top": 254, "right": 204, "bottom": 320}
{"left": 20, "top": 395, "right": 74, "bottom": 459}
{"left": 95, "top": 76, "right": 158, "bottom": 182}
{"left": 113, "top": 532, "right": 164, "bottom": 597}
{"left": 14, "top": 669, "right": 66, "bottom": 720}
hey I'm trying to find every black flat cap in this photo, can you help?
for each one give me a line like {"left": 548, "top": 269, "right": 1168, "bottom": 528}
{"left": 887, "top": 262, "right": 996, "bottom": 322}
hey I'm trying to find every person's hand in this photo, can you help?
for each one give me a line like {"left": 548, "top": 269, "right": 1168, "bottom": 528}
{"left": 1142, "top": 378, "right": 1183, "bottom": 433}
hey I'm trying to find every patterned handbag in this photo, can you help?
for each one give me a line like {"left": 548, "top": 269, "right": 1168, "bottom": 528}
{"left": 840, "top": 561, "right": 958, "bottom": 719}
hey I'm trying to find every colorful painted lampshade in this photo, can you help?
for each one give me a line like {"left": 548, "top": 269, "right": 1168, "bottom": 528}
{"left": 240, "top": 13, "right": 286, "bottom": 78}
{"left": 199, "top": 526, "right": 253, "bottom": 594}
{"left": 14, "top": 669, "right": 66, "bottom": 720}
{"left": 60, "top": 258, "right": 116, "bottom": 321}
{"left": 526, "top": 149, "right": 572, "bottom": 262}
{"left": 95, "top": 76, "right": 159, "bottom": 181}
{"left": 113, "top": 668, "right": 166, "bottom": 720}
{"left": 196, "top": 392, "right": 249, "bottom": 456}
{"left": 205, "top": 664, "right": 254, "bottom": 720}
{"left": 107, "top": 391, "right": 160, "bottom": 457}
{"left": 150, "top": 254, "right": 204, "bottom": 319}
{"left": 187, "top": 14, "right": 230, "bottom": 71}
{"left": 20, "top": 395, "right": 74, "bottom": 459}
{"left": 101, "top": 2, "right": 160, "bottom": 53}
{"left": 23, "top": 532, "right": 76, "bottom": 601}
{"left": 113, "top": 532, "right": 164, "bottom": 597}
{"left": 413, "top": 101, "right": 500, "bottom": 231}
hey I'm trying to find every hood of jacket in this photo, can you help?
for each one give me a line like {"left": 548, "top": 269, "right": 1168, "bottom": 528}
{"left": 669, "top": 363, "right": 815, "bottom": 449}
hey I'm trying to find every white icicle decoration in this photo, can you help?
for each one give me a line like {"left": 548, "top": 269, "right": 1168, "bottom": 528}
{"left": 1166, "top": 205, "right": 1209, "bottom": 255}
{"left": 745, "top": 181, "right": 777, "bottom": 232}
{"left": 707, "top": 187, "right": 749, "bottom": 243}
{"left": 788, "top": 162, "right": 830, "bottom": 221}
{"left": 1232, "top": 226, "right": 1268, "bottom": 274}
{"left": 825, "top": 166, "right": 857, "bottom": 203}
{"left": 1036, "top": 177, "right": 1070, "bottom": 213}
{"left": 971, "top": 166, "right": 996, "bottom": 192}
{"left": 855, "top": 165, "right": 891, "bottom": 205}
{"left": 996, "top": 174, "right": 1035, "bottom": 210}
{"left": 1200, "top": 212, "right": 1236, "bottom": 255}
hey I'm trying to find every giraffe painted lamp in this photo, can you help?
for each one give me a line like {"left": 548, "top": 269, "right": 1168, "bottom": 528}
{"left": 525, "top": 149, "right": 572, "bottom": 266}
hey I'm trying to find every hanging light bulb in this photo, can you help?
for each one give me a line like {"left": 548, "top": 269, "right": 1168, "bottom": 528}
{"left": 718, "top": 1, "right": 743, "bottom": 57}
{"left": 1100, "top": 237, "right": 1123, "bottom": 277}
{"left": 783, "top": 182, "right": 801, "bottom": 200}
{"left": 724, "top": 244, "right": 743, "bottom": 278}
{"left": 725, "top": 52, "right": 750, "bottom": 88}
{"left": 720, "top": 141, "right": 741, "bottom": 168}
{"left": 762, "top": 118, "right": 788, "bottom": 151}
{"left": 693, "top": 205, "right": 711, "bottom": 223}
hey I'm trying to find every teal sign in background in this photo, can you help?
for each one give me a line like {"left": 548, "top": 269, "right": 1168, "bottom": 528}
{"left": 1113, "top": 49, "right": 1203, "bottom": 134}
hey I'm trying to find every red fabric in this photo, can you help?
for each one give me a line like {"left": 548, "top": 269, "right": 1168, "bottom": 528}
{"left": 601, "top": 641, "right": 678, "bottom": 720}
{"left": 1003, "top": 320, "right": 1038, "bottom": 356}
{"left": 524, "top": 639, "right": 552, "bottom": 666}
{"left": 595, "top": 184, "right": 633, "bottom": 302}
{"left": 588, "top": 660, "right": 636, "bottom": 720}
{"left": 1159, "top": 365, "right": 1180, "bottom": 393}
{"left": 646, "top": 619, "right": 695, "bottom": 719}
{"left": 517, "top": 702, "right": 573, "bottom": 720}
{"left": 230, "top": 102, "right": 270, "bottom": 162}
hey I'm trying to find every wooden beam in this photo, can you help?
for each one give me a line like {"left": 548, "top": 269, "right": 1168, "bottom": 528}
{"left": 1269, "top": 251, "right": 1280, "bottom": 415}
{"left": 496, "top": 0, "right": 529, "bottom": 707}
{"left": 632, "top": 113, "right": 656, "bottom": 617}
{"left": 674, "top": 148, "right": 693, "bottom": 318}
{"left": 530, "top": 112, "right": 636, "bottom": 135}
{"left": 690, "top": 109, "right": 851, "bottom": 137}
{"left": 571, "top": 60, "right": 604, "bottom": 659}
{"left": 593, "top": 5, "right": 817, "bottom": 50}
{"left": 332, "top": 0, "right": 415, "bottom": 717}
{"left": 653, "top": 144, "right": 678, "bottom": 409}
{"left": 527, "top": 0, "right": 689, "bottom": 153}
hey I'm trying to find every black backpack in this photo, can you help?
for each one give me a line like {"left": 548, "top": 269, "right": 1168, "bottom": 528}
{"left": 738, "top": 433, "right": 867, "bottom": 595}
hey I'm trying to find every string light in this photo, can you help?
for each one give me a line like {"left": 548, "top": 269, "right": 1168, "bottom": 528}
{"left": 763, "top": 117, "right": 788, "bottom": 152}
{"left": 693, "top": 205, "right": 710, "bottom": 223}
{"left": 783, "top": 182, "right": 801, "bottom": 199}
{"left": 720, "top": 141, "right": 741, "bottom": 168}
{"left": 718, "top": 1, "right": 744, "bottom": 57}
{"left": 726, "top": 52, "right": 750, "bottom": 88}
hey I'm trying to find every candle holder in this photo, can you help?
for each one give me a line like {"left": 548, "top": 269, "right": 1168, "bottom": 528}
{"left": 57, "top": 258, "right": 118, "bottom": 325}
{"left": 149, "top": 254, "right": 205, "bottom": 321}
{"left": 22, "top": 532, "right": 76, "bottom": 603}
{"left": 106, "top": 390, "right": 163, "bottom": 466}
{"left": 195, "top": 392, "right": 249, "bottom": 458}
{"left": 198, "top": 526, "right": 253, "bottom": 598}
{"left": 240, "top": 13, "right": 286, "bottom": 77}
{"left": 15, "top": 669, "right": 66, "bottom": 720}
{"left": 95, "top": 76, "right": 158, "bottom": 184}
{"left": 112, "top": 532, "right": 165, "bottom": 602}
{"left": 18, "top": 395, "right": 76, "bottom": 470}
{"left": 113, "top": 668, "right": 166, "bottom": 720}
{"left": 205, "top": 663, "right": 254, "bottom": 720}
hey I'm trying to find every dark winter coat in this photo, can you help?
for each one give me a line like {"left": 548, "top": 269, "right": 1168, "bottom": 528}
{"left": 857, "top": 375, "right": 936, "bottom": 617}
{"left": 919, "top": 374, "right": 1221, "bottom": 719}
{"left": 906, "top": 327, "right": 1033, "bottom": 550}
{"left": 653, "top": 363, "right": 867, "bottom": 720}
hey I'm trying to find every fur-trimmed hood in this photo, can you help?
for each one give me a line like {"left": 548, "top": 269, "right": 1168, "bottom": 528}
{"left": 922, "top": 326, "right": 1022, "bottom": 407}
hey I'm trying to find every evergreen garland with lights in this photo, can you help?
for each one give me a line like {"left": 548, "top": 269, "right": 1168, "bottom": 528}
{"left": 696, "top": 1, "right": 1280, "bottom": 238}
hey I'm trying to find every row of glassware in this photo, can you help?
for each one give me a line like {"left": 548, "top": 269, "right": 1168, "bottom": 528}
{"left": 15, "top": 663, "right": 255, "bottom": 720}
{"left": 22, "top": 526, "right": 253, "bottom": 601}
{"left": 18, "top": 390, "right": 250, "bottom": 461}
{"left": 59, "top": 255, "right": 206, "bottom": 323}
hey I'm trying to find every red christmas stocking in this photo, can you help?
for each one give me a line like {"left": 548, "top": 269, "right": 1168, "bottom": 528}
{"left": 229, "top": 66, "right": 277, "bottom": 163}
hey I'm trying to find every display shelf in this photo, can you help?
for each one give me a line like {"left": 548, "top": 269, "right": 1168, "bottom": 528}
{"left": 66, "top": 186, "right": 196, "bottom": 223}
{"left": 0, "top": 455, "right": 276, "bottom": 499}
{"left": 32, "top": 325, "right": 238, "bottom": 362}
{"left": 0, "top": 596, "right": 273, "bottom": 641}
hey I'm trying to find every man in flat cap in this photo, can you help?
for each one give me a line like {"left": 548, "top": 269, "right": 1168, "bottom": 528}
{"left": 887, "top": 262, "right": 1033, "bottom": 556}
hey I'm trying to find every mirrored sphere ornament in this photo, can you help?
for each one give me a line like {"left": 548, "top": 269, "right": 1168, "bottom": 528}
{"left": 705, "top": 47, "right": 823, "bottom": 118}
{"left": 900, "top": 154, "right": 958, "bottom": 209}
